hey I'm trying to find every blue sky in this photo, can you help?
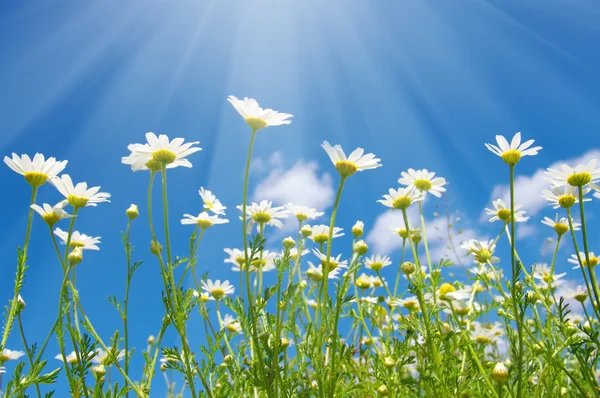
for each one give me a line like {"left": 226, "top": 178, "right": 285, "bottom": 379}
{"left": 1, "top": 0, "right": 600, "bottom": 395}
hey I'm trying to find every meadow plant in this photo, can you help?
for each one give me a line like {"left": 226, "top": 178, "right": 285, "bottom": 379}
{"left": 1, "top": 98, "right": 600, "bottom": 397}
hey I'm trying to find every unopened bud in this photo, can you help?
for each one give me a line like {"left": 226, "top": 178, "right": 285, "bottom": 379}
{"left": 16, "top": 295, "right": 26, "bottom": 312}
{"left": 401, "top": 262, "right": 416, "bottom": 275}
{"left": 126, "top": 204, "right": 139, "bottom": 220}
{"left": 68, "top": 247, "right": 83, "bottom": 266}
{"left": 147, "top": 335, "right": 155, "bottom": 344}
{"left": 151, "top": 240, "right": 163, "bottom": 255}
{"left": 352, "top": 221, "right": 364, "bottom": 238}
{"left": 300, "top": 225, "right": 312, "bottom": 237}
{"left": 377, "top": 384, "right": 389, "bottom": 396}
{"left": 353, "top": 240, "right": 369, "bottom": 255}
{"left": 491, "top": 362, "right": 509, "bottom": 382}
{"left": 282, "top": 237, "right": 296, "bottom": 249}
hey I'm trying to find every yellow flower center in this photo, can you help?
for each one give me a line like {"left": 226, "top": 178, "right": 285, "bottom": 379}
{"left": 456, "top": 307, "right": 470, "bottom": 316}
{"left": 200, "top": 293, "right": 212, "bottom": 303}
{"left": 438, "top": 283, "right": 457, "bottom": 300}
{"left": 414, "top": 179, "right": 432, "bottom": 191}
{"left": 475, "top": 336, "right": 491, "bottom": 344}
{"left": 145, "top": 159, "right": 163, "bottom": 172}
{"left": 372, "top": 278, "right": 383, "bottom": 288}
{"left": 411, "top": 231, "right": 422, "bottom": 244}
{"left": 252, "top": 212, "right": 272, "bottom": 224}
{"left": 322, "top": 260, "right": 339, "bottom": 271}
{"left": 245, "top": 117, "right": 268, "bottom": 131}
{"left": 474, "top": 249, "right": 492, "bottom": 264}
{"left": 68, "top": 195, "right": 89, "bottom": 209}
{"left": 335, "top": 160, "right": 358, "bottom": 178}
{"left": 312, "top": 234, "right": 329, "bottom": 244}
{"left": 152, "top": 149, "right": 177, "bottom": 165}
{"left": 574, "top": 292, "right": 588, "bottom": 303}
{"left": 369, "top": 262, "right": 383, "bottom": 272}
{"left": 210, "top": 288, "right": 225, "bottom": 300}
{"left": 554, "top": 223, "right": 569, "bottom": 236}
{"left": 567, "top": 172, "right": 592, "bottom": 187}
{"left": 280, "top": 338, "right": 290, "bottom": 349}
{"left": 69, "top": 241, "right": 85, "bottom": 248}
{"left": 542, "top": 274, "right": 553, "bottom": 283}
{"left": 295, "top": 213, "right": 308, "bottom": 222}
{"left": 392, "top": 196, "right": 412, "bottom": 210}
{"left": 24, "top": 172, "right": 49, "bottom": 187}
{"left": 196, "top": 219, "right": 213, "bottom": 229}
{"left": 582, "top": 256, "right": 599, "bottom": 268}
{"left": 497, "top": 208, "right": 512, "bottom": 222}
{"left": 355, "top": 276, "right": 371, "bottom": 290}
{"left": 396, "top": 229, "right": 409, "bottom": 239}
{"left": 558, "top": 194, "right": 576, "bottom": 209}
{"left": 501, "top": 149, "right": 521, "bottom": 165}
{"left": 403, "top": 300, "right": 419, "bottom": 311}
{"left": 251, "top": 258, "right": 267, "bottom": 269}
{"left": 226, "top": 324, "right": 239, "bottom": 333}
{"left": 307, "top": 269, "right": 322, "bottom": 282}
{"left": 42, "top": 213, "right": 61, "bottom": 226}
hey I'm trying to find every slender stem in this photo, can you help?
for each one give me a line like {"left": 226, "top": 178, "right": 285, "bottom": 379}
{"left": 418, "top": 200, "right": 433, "bottom": 274}
{"left": 124, "top": 220, "right": 132, "bottom": 398}
{"left": 393, "top": 239, "right": 406, "bottom": 298}
{"left": 509, "top": 164, "right": 524, "bottom": 397}
{"left": 578, "top": 186, "right": 600, "bottom": 313}
{"left": 18, "top": 313, "right": 41, "bottom": 398}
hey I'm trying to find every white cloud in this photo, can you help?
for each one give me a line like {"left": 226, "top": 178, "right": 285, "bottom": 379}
{"left": 252, "top": 156, "right": 334, "bottom": 228}
{"left": 484, "top": 149, "right": 600, "bottom": 220}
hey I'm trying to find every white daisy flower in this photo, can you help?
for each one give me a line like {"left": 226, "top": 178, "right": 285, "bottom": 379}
{"left": 224, "top": 248, "right": 247, "bottom": 269}
{"left": 30, "top": 202, "right": 73, "bottom": 226}
{"left": 238, "top": 200, "right": 289, "bottom": 233}
{"left": 485, "top": 132, "right": 542, "bottom": 165}
{"left": 50, "top": 174, "right": 111, "bottom": 208}
{"left": 378, "top": 186, "right": 424, "bottom": 210}
{"left": 568, "top": 252, "right": 598, "bottom": 269}
{"left": 389, "top": 227, "right": 410, "bottom": 240}
{"left": 322, "top": 141, "right": 382, "bottom": 178}
{"left": 545, "top": 159, "right": 600, "bottom": 189}
{"left": 471, "top": 323, "right": 501, "bottom": 345}
{"left": 306, "top": 262, "right": 341, "bottom": 282}
{"left": 541, "top": 185, "right": 591, "bottom": 209}
{"left": 198, "top": 187, "right": 226, "bottom": 215}
{"left": 221, "top": 314, "right": 242, "bottom": 334}
{"left": 201, "top": 279, "right": 235, "bottom": 300}
{"left": 350, "top": 296, "right": 379, "bottom": 305}
{"left": 484, "top": 199, "right": 528, "bottom": 223}
{"left": 2, "top": 348, "right": 25, "bottom": 362}
{"left": 4, "top": 153, "right": 67, "bottom": 187}
{"left": 364, "top": 255, "right": 392, "bottom": 272}
{"left": 312, "top": 249, "right": 348, "bottom": 271}
{"left": 54, "top": 351, "right": 80, "bottom": 364}
{"left": 461, "top": 239, "right": 499, "bottom": 265}
{"left": 121, "top": 132, "right": 201, "bottom": 171}
{"left": 556, "top": 285, "right": 588, "bottom": 302}
{"left": 397, "top": 297, "right": 420, "bottom": 312}
{"left": 398, "top": 168, "right": 447, "bottom": 198}
{"left": 469, "top": 264, "right": 502, "bottom": 281}
{"left": 309, "top": 224, "right": 344, "bottom": 244}
{"left": 54, "top": 228, "right": 101, "bottom": 250}
{"left": 541, "top": 214, "right": 580, "bottom": 236}
{"left": 532, "top": 263, "right": 566, "bottom": 287}
{"left": 180, "top": 212, "right": 229, "bottom": 229}
{"left": 192, "top": 290, "right": 215, "bottom": 302}
{"left": 92, "top": 348, "right": 126, "bottom": 365}
{"left": 227, "top": 96, "right": 293, "bottom": 131}
{"left": 354, "top": 273, "right": 374, "bottom": 289}
{"left": 284, "top": 203, "right": 324, "bottom": 222}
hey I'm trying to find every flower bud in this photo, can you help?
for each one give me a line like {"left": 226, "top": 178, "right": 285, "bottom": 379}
{"left": 93, "top": 365, "right": 106, "bottom": 377}
{"left": 491, "top": 362, "right": 509, "bottom": 382}
{"left": 574, "top": 291, "right": 588, "bottom": 303}
{"left": 377, "top": 384, "right": 389, "bottom": 396}
{"left": 151, "top": 240, "right": 163, "bottom": 255}
{"left": 353, "top": 240, "right": 369, "bottom": 255}
{"left": 401, "top": 262, "right": 416, "bottom": 275}
{"left": 352, "top": 221, "right": 364, "bottom": 238}
{"left": 147, "top": 335, "right": 155, "bottom": 344}
{"left": 16, "top": 295, "right": 26, "bottom": 312}
{"left": 224, "top": 354, "right": 233, "bottom": 363}
{"left": 68, "top": 247, "right": 83, "bottom": 266}
{"left": 160, "top": 363, "right": 168, "bottom": 372}
{"left": 383, "top": 356, "right": 395, "bottom": 368}
{"left": 300, "top": 225, "right": 312, "bottom": 237}
{"left": 282, "top": 237, "right": 296, "bottom": 249}
{"left": 299, "top": 280, "right": 307, "bottom": 289}
{"left": 126, "top": 204, "right": 139, "bottom": 220}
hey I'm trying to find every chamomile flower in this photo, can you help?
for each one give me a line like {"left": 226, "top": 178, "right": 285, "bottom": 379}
{"left": 471, "top": 322, "right": 502, "bottom": 345}
{"left": 557, "top": 285, "right": 589, "bottom": 303}
{"left": 485, "top": 199, "right": 529, "bottom": 223}
{"left": 532, "top": 263, "right": 566, "bottom": 287}
{"left": 568, "top": 252, "right": 598, "bottom": 269}
{"left": 221, "top": 314, "right": 242, "bottom": 334}
{"left": 180, "top": 212, "right": 229, "bottom": 229}
{"left": 398, "top": 169, "right": 447, "bottom": 198}
{"left": 354, "top": 273, "right": 373, "bottom": 289}
{"left": 122, "top": 132, "right": 201, "bottom": 171}
{"left": 309, "top": 224, "right": 345, "bottom": 244}
{"left": 285, "top": 203, "right": 324, "bottom": 222}
{"left": 227, "top": 96, "right": 293, "bottom": 131}
{"left": 192, "top": 290, "right": 214, "bottom": 302}
{"left": 1, "top": 348, "right": 25, "bottom": 362}
{"left": 390, "top": 227, "right": 410, "bottom": 240}
{"left": 306, "top": 262, "right": 341, "bottom": 282}
{"left": 461, "top": 239, "right": 499, "bottom": 265}
{"left": 397, "top": 297, "right": 420, "bottom": 312}
{"left": 541, "top": 214, "right": 580, "bottom": 236}
{"left": 201, "top": 280, "right": 235, "bottom": 300}
{"left": 54, "top": 351, "right": 80, "bottom": 364}
{"left": 224, "top": 248, "right": 247, "bottom": 269}
{"left": 31, "top": 202, "right": 73, "bottom": 226}
{"left": 92, "top": 348, "right": 126, "bottom": 365}
{"left": 54, "top": 228, "right": 101, "bottom": 250}
{"left": 4, "top": 153, "right": 67, "bottom": 187}
{"left": 312, "top": 249, "right": 348, "bottom": 271}
{"left": 322, "top": 141, "right": 382, "bottom": 178}
{"left": 545, "top": 159, "right": 600, "bottom": 189}
{"left": 364, "top": 255, "right": 392, "bottom": 272}
{"left": 238, "top": 200, "right": 289, "bottom": 233}
{"left": 199, "top": 187, "right": 226, "bottom": 215}
{"left": 350, "top": 296, "right": 379, "bottom": 305}
{"left": 246, "top": 251, "right": 278, "bottom": 273}
{"left": 541, "top": 185, "right": 591, "bottom": 209}
{"left": 485, "top": 132, "right": 542, "bottom": 165}
{"left": 378, "top": 186, "right": 424, "bottom": 210}
{"left": 282, "top": 248, "right": 309, "bottom": 262}
{"left": 50, "top": 174, "right": 111, "bottom": 208}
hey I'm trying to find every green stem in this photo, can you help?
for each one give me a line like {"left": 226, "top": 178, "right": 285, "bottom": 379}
{"left": 578, "top": 186, "right": 600, "bottom": 314}
{"left": 124, "top": 220, "right": 132, "bottom": 398}
{"left": 18, "top": 313, "right": 41, "bottom": 398}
